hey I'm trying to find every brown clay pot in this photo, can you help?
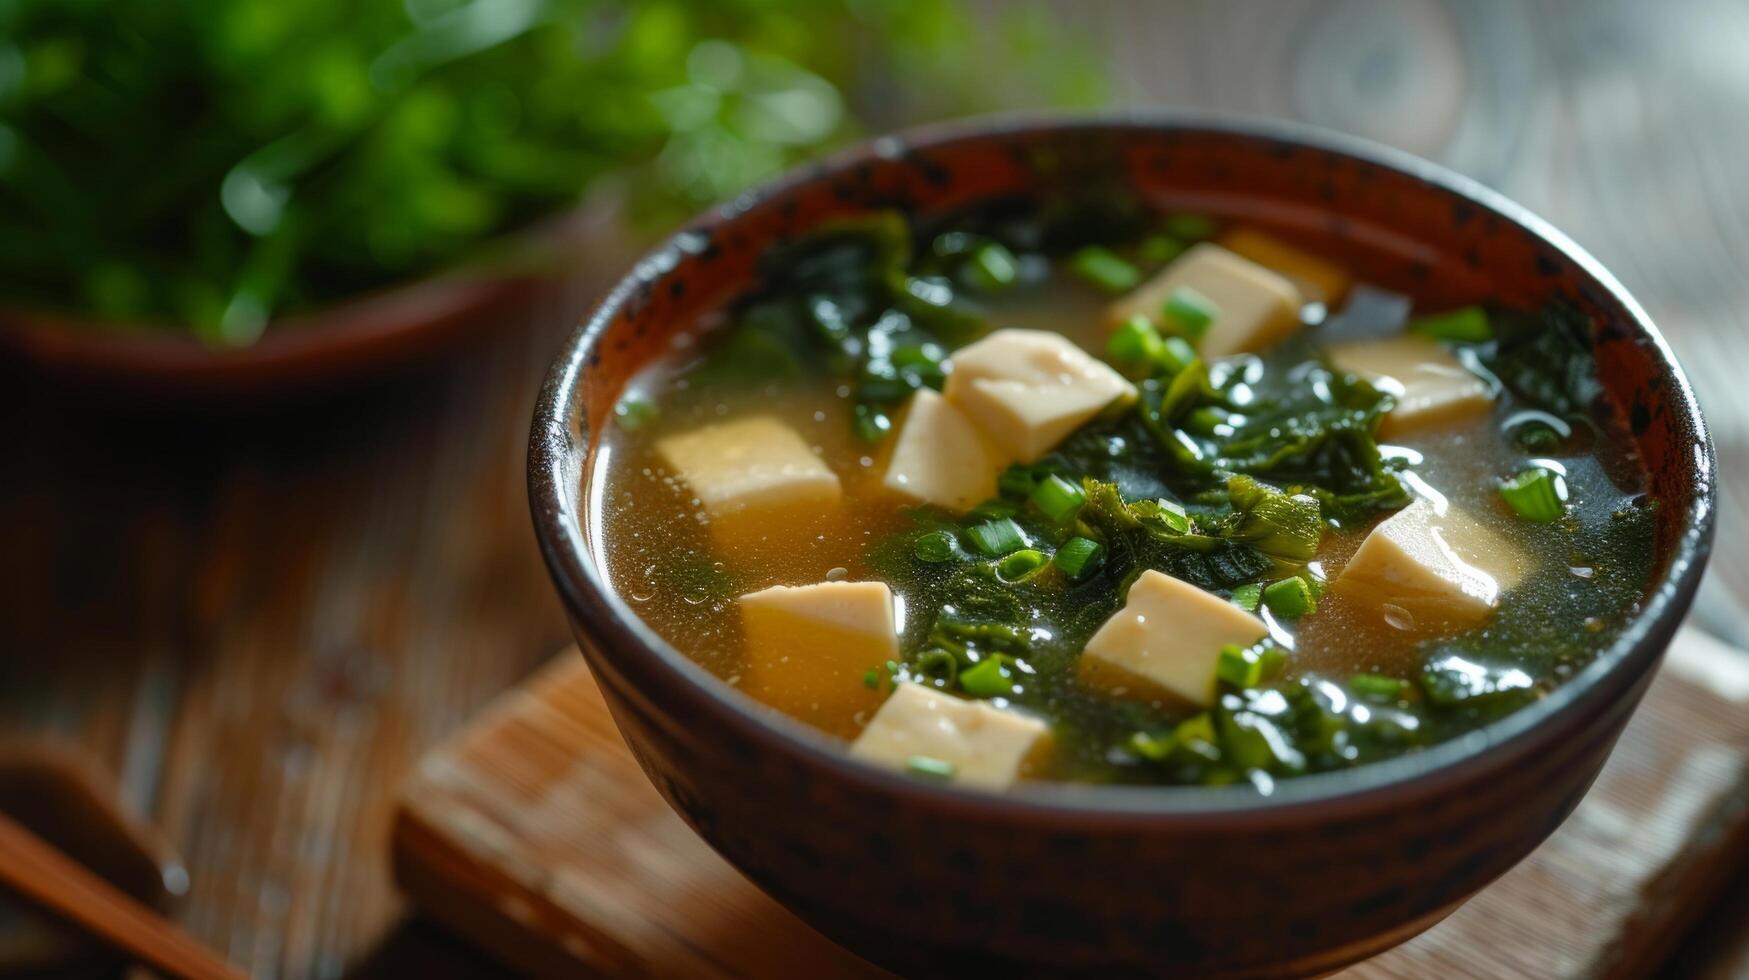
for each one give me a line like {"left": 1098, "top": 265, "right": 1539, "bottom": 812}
{"left": 528, "top": 116, "right": 1716, "bottom": 978}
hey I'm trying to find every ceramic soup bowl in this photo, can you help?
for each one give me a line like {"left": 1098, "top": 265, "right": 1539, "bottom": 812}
{"left": 529, "top": 116, "right": 1715, "bottom": 978}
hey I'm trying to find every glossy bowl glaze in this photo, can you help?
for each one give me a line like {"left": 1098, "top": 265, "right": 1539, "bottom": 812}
{"left": 529, "top": 116, "right": 1715, "bottom": 978}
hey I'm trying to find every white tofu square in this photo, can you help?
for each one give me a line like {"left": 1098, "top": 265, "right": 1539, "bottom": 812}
{"left": 1079, "top": 569, "right": 1269, "bottom": 706}
{"left": 882, "top": 389, "right": 1006, "bottom": 510}
{"left": 1334, "top": 496, "right": 1527, "bottom": 629}
{"left": 1106, "top": 243, "right": 1303, "bottom": 359}
{"left": 849, "top": 681, "right": 1051, "bottom": 789}
{"left": 942, "top": 329, "right": 1136, "bottom": 463}
{"left": 1326, "top": 336, "right": 1494, "bottom": 437}
{"left": 657, "top": 416, "right": 840, "bottom": 518}
{"left": 739, "top": 581, "right": 898, "bottom": 737}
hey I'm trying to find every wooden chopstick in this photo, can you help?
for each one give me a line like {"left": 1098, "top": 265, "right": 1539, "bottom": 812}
{"left": 0, "top": 811, "right": 244, "bottom": 980}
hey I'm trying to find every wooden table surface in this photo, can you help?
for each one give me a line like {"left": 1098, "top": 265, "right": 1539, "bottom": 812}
{"left": 4, "top": 1, "right": 1748, "bottom": 977}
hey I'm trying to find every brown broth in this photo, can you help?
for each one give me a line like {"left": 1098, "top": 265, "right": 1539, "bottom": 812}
{"left": 587, "top": 212, "right": 1654, "bottom": 786}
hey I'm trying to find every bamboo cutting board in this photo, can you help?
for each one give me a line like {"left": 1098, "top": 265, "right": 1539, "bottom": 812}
{"left": 392, "top": 627, "right": 1749, "bottom": 978}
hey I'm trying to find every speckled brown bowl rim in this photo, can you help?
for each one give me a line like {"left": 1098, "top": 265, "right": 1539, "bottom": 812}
{"left": 529, "top": 112, "right": 1716, "bottom": 826}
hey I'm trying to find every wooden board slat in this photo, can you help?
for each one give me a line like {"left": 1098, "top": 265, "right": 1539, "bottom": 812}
{"left": 392, "top": 627, "right": 1749, "bottom": 979}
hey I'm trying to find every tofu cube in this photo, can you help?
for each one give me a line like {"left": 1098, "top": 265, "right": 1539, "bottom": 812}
{"left": 1079, "top": 570, "right": 1270, "bottom": 706}
{"left": 1334, "top": 496, "right": 1526, "bottom": 629}
{"left": 850, "top": 682, "right": 1052, "bottom": 790}
{"left": 738, "top": 581, "right": 898, "bottom": 737}
{"left": 657, "top": 416, "right": 840, "bottom": 518}
{"left": 1326, "top": 336, "right": 1494, "bottom": 437}
{"left": 882, "top": 389, "right": 1006, "bottom": 510}
{"left": 942, "top": 329, "right": 1136, "bottom": 463}
{"left": 1218, "top": 228, "right": 1352, "bottom": 305}
{"left": 1105, "top": 243, "right": 1303, "bottom": 359}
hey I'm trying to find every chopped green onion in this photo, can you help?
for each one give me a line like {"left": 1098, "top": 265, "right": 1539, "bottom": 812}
{"left": 1175, "top": 713, "right": 1217, "bottom": 745}
{"left": 613, "top": 396, "right": 657, "bottom": 431}
{"left": 995, "top": 548, "right": 1049, "bottom": 583}
{"left": 1229, "top": 583, "right": 1262, "bottom": 612}
{"left": 862, "top": 668, "right": 881, "bottom": 690}
{"left": 1139, "top": 234, "right": 1186, "bottom": 264}
{"left": 914, "top": 530, "right": 959, "bottom": 563}
{"left": 965, "top": 241, "right": 1020, "bottom": 292}
{"left": 1128, "top": 730, "right": 1173, "bottom": 761}
{"left": 1108, "top": 314, "right": 1166, "bottom": 368}
{"left": 959, "top": 655, "right": 1018, "bottom": 697}
{"left": 1159, "top": 335, "right": 1198, "bottom": 374}
{"left": 1262, "top": 576, "right": 1317, "bottom": 618}
{"left": 1166, "top": 213, "right": 1217, "bottom": 240}
{"left": 1069, "top": 246, "right": 1142, "bottom": 294}
{"left": 967, "top": 517, "right": 1027, "bottom": 557}
{"left": 1053, "top": 536, "right": 1103, "bottom": 579}
{"left": 1161, "top": 286, "right": 1217, "bottom": 338}
{"left": 853, "top": 403, "right": 892, "bottom": 442}
{"left": 1498, "top": 466, "right": 1567, "bottom": 523}
{"left": 1031, "top": 474, "right": 1087, "bottom": 522}
{"left": 1351, "top": 673, "right": 1409, "bottom": 700}
{"left": 1216, "top": 643, "right": 1287, "bottom": 688}
{"left": 1411, "top": 306, "right": 1492, "bottom": 343}
{"left": 906, "top": 755, "right": 957, "bottom": 780}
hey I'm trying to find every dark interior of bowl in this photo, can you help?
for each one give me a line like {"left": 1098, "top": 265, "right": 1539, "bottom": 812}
{"left": 540, "top": 116, "right": 1715, "bottom": 806}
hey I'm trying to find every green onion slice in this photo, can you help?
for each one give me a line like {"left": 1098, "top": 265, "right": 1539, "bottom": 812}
{"left": 1411, "top": 306, "right": 1492, "bottom": 343}
{"left": 1498, "top": 466, "right": 1567, "bottom": 523}
{"left": 965, "top": 241, "right": 1019, "bottom": 292}
{"left": 967, "top": 517, "right": 1028, "bottom": 557}
{"left": 914, "top": 530, "right": 959, "bottom": 564}
{"left": 1162, "top": 286, "right": 1217, "bottom": 338}
{"left": 1069, "top": 246, "right": 1142, "bottom": 294}
{"left": 906, "top": 755, "right": 957, "bottom": 779}
{"left": 1262, "top": 576, "right": 1317, "bottom": 619}
{"left": 1031, "top": 474, "right": 1087, "bottom": 522}
{"left": 1053, "top": 536, "right": 1103, "bottom": 579}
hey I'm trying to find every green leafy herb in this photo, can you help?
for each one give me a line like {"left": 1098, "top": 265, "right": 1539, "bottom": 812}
{"left": 0, "top": 1, "right": 1106, "bottom": 339}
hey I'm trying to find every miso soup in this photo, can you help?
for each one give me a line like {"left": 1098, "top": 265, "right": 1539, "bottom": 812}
{"left": 589, "top": 194, "right": 1656, "bottom": 792}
